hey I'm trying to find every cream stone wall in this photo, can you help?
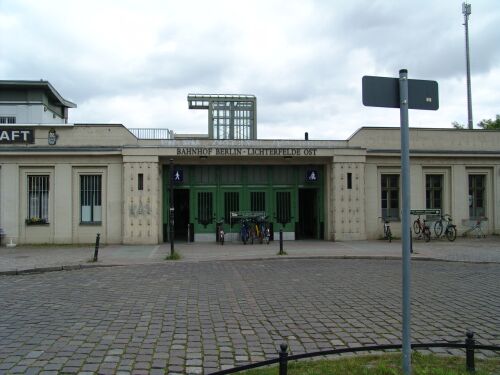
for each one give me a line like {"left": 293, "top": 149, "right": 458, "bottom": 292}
{"left": 330, "top": 150, "right": 367, "bottom": 241}
{"left": 122, "top": 156, "right": 161, "bottom": 244}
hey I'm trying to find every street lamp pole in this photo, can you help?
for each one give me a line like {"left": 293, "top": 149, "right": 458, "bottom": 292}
{"left": 463, "top": 2, "right": 473, "bottom": 129}
{"left": 169, "top": 158, "right": 174, "bottom": 257}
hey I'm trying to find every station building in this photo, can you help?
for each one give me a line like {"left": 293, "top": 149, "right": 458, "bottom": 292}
{"left": 0, "top": 81, "right": 499, "bottom": 245}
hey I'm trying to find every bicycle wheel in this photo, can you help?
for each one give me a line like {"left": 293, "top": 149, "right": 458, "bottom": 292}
{"left": 413, "top": 220, "right": 421, "bottom": 235}
{"left": 434, "top": 220, "right": 443, "bottom": 238}
{"left": 445, "top": 226, "right": 457, "bottom": 241}
{"left": 423, "top": 227, "right": 431, "bottom": 242}
{"left": 387, "top": 228, "right": 392, "bottom": 243}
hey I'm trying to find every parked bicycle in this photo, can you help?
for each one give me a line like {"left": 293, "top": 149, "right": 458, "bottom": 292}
{"left": 216, "top": 220, "right": 225, "bottom": 245}
{"left": 413, "top": 215, "right": 431, "bottom": 242}
{"left": 378, "top": 217, "right": 392, "bottom": 242}
{"left": 240, "top": 219, "right": 250, "bottom": 245}
{"left": 462, "top": 216, "right": 488, "bottom": 238}
{"left": 433, "top": 214, "right": 457, "bottom": 241}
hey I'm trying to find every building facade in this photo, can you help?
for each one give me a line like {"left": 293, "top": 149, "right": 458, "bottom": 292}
{"left": 1, "top": 123, "right": 499, "bottom": 245}
{"left": 0, "top": 83, "right": 498, "bottom": 245}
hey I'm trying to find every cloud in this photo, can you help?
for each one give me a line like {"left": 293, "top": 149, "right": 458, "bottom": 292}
{"left": 1, "top": 0, "right": 499, "bottom": 139}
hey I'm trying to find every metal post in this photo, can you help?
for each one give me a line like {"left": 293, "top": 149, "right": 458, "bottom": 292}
{"left": 463, "top": 2, "right": 473, "bottom": 129}
{"left": 279, "top": 228, "right": 284, "bottom": 255}
{"left": 399, "top": 69, "right": 412, "bottom": 375}
{"left": 187, "top": 224, "right": 190, "bottom": 243}
{"left": 169, "top": 159, "right": 175, "bottom": 257}
{"left": 278, "top": 343, "right": 288, "bottom": 375}
{"left": 93, "top": 233, "right": 100, "bottom": 262}
{"left": 465, "top": 331, "right": 475, "bottom": 372}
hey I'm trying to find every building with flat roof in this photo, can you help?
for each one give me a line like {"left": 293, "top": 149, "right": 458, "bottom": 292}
{"left": 0, "top": 82, "right": 498, "bottom": 245}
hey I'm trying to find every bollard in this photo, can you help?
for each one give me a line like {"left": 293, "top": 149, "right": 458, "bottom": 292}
{"left": 187, "top": 224, "right": 190, "bottom": 243}
{"left": 279, "top": 343, "right": 288, "bottom": 375}
{"left": 279, "top": 228, "right": 284, "bottom": 255}
{"left": 93, "top": 233, "right": 100, "bottom": 262}
{"left": 410, "top": 227, "right": 413, "bottom": 254}
{"left": 465, "top": 331, "right": 475, "bottom": 373}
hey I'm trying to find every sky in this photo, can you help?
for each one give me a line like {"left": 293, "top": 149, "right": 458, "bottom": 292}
{"left": 1, "top": 0, "right": 499, "bottom": 140}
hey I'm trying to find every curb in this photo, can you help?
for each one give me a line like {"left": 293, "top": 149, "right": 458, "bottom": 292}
{"left": 2, "top": 254, "right": 497, "bottom": 276}
{"left": 0, "top": 263, "right": 118, "bottom": 276}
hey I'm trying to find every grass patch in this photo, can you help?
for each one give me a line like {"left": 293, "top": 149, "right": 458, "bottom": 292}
{"left": 241, "top": 352, "right": 500, "bottom": 375}
{"left": 277, "top": 250, "right": 288, "bottom": 256}
{"left": 165, "top": 251, "right": 181, "bottom": 260}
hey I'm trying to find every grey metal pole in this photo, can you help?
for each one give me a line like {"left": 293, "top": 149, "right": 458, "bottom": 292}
{"left": 399, "top": 69, "right": 412, "bottom": 375}
{"left": 169, "top": 158, "right": 175, "bottom": 257}
{"left": 463, "top": 2, "right": 473, "bottom": 129}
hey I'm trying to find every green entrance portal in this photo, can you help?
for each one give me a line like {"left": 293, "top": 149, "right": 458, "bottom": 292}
{"left": 163, "top": 164, "right": 324, "bottom": 241}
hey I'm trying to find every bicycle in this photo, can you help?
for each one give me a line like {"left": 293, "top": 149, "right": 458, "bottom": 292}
{"left": 378, "top": 217, "right": 392, "bottom": 242}
{"left": 434, "top": 214, "right": 457, "bottom": 241}
{"left": 413, "top": 215, "right": 431, "bottom": 242}
{"left": 462, "top": 216, "right": 487, "bottom": 238}
{"left": 216, "top": 220, "right": 225, "bottom": 245}
{"left": 240, "top": 219, "right": 250, "bottom": 245}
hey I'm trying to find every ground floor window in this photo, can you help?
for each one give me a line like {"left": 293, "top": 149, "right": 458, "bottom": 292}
{"left": 224, "top": 192, "right": 239, "bottom": 223}
{"left": 426, "top": 174, "right": 443, "bottom": 210}
{"left": 381, "top": 174, "right": 399, "bottom": 220}
{"left": 276, "top": 191, "right": 291, "bottom": 225}
{"left": 80, "top": 175, "right": 102, "bottom": 223}
{"left": 197, "top": 192, "right": 213, "bottom": 226}
{"left": 250, "top": 191, "right": 266, "bottom": 212}
{"left": 27, "top": 175, "right": 49, "bottom": 223}
{"left": 469, "top": 174, "right": 485, "bottom": 218}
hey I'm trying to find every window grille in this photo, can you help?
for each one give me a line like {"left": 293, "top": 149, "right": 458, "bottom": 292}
{"left": 276, "top": 191, "right": 291, "bottom": 224}
{"left": 80, "top": 175, "right": 102, "bottom": 223}
{"left": 381, "top": 174, "right": 399, "bottom": 219}
{"left": 197, "top": 192, "right": 213, "bottom": 226}
{"left": 224, "top": 192, "right": 239, "bottom": 224}
{"left": 27, "top": 175, "right": 49, "bottom": 222}
{"left": 251, "top": 192, "right": 266, "bottom": 212}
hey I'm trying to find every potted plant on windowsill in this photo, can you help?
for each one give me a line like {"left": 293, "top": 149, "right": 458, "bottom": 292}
{"left": 25, "top": 217, "right": 49, "bottom": 225}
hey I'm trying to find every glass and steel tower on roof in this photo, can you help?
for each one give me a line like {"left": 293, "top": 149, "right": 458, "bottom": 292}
{"left": 188, "top": 94, "right": 257, "bottom": 140}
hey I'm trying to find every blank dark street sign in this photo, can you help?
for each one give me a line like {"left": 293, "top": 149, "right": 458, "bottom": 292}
{"left": 362, "top": 76, "right": 439, "bottom": 110}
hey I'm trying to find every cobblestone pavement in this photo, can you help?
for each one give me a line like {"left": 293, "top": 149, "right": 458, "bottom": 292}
{"left": 0, "top": 259, "right": 498, "bottom": 374}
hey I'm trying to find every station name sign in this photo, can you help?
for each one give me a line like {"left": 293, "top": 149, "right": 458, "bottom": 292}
{"left": 0, "top": 128, "right": 34, "bottom": 144}
{"left": 177, "top": 147, "right": 318, "bottom": 157}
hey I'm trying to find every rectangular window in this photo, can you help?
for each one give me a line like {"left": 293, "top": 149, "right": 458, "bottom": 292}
{"left": 80, "top": 175, "right": 102, "bottom": 223}
{"left": 197, "top": 192, "right": 213, "bottom": 226}
{"left": 224, "top": 192, "right": 239, "bottom": 224}
{"left": 469, "top": 175, "right": 485, "bottom": 218}
{"left": 251, "top": 192, "right": 266, "bottom": 212}
{"left": 381, "top": 174, "right": 399, "bottom": 219}
{"left": 138, "top": 173, "right": 144, "bottom": 190}
{"left": 276, "top": 191, "right": 291, "bottom": 224}
{"left": 347, "top": 173, "right": 352, "bottom": 189}
{"left": 0, "top": 116, "right": 16, "bottom": 124}
{"left": 426, "top": 175, "right": 443, "bottom": 210}
{"left": 28, "top": 175, "right": 49, "bottom": 223}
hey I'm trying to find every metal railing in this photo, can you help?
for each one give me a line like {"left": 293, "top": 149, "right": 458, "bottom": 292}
{"left": 128, "top": 128, "right": 174, "bottom": 139}
{"left": 208, "top": 332, "right": 499, "bottom": 374}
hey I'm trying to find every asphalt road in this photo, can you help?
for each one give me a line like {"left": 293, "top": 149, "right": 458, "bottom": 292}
{"left": 0, "top": 259, "right": 499, "bottom": 374}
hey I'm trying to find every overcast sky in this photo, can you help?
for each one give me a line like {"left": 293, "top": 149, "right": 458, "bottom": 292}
{"left": 1, "top": 0, "right": 499, "bottom": 140}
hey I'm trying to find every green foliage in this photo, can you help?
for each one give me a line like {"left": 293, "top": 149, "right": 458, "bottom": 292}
{"left": 452, "top": 121, "right": 465, "bottom": 129}
{"left": 165, "top": 251, "right": 181, "bottom": 260}
{"left": 241, "top": 353, "right": 500, "bottom": 375}
{"left": 477, "top": 114, "right": 500, "bottom": 129}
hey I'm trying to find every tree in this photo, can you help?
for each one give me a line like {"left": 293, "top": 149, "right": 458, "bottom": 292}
{"left": 477, "top": 115, "right": 500, "bottom": 129}
{"left": 452, "top": 121, "right": 465, "bottom": 129}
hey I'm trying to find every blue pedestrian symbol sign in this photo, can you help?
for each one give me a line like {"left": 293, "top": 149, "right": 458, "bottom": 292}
{"left": 172, "top": 169, "right": 183, "bottom": 182}
{"left": 306, "top": 170, "right": 318, "bottom": 182}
